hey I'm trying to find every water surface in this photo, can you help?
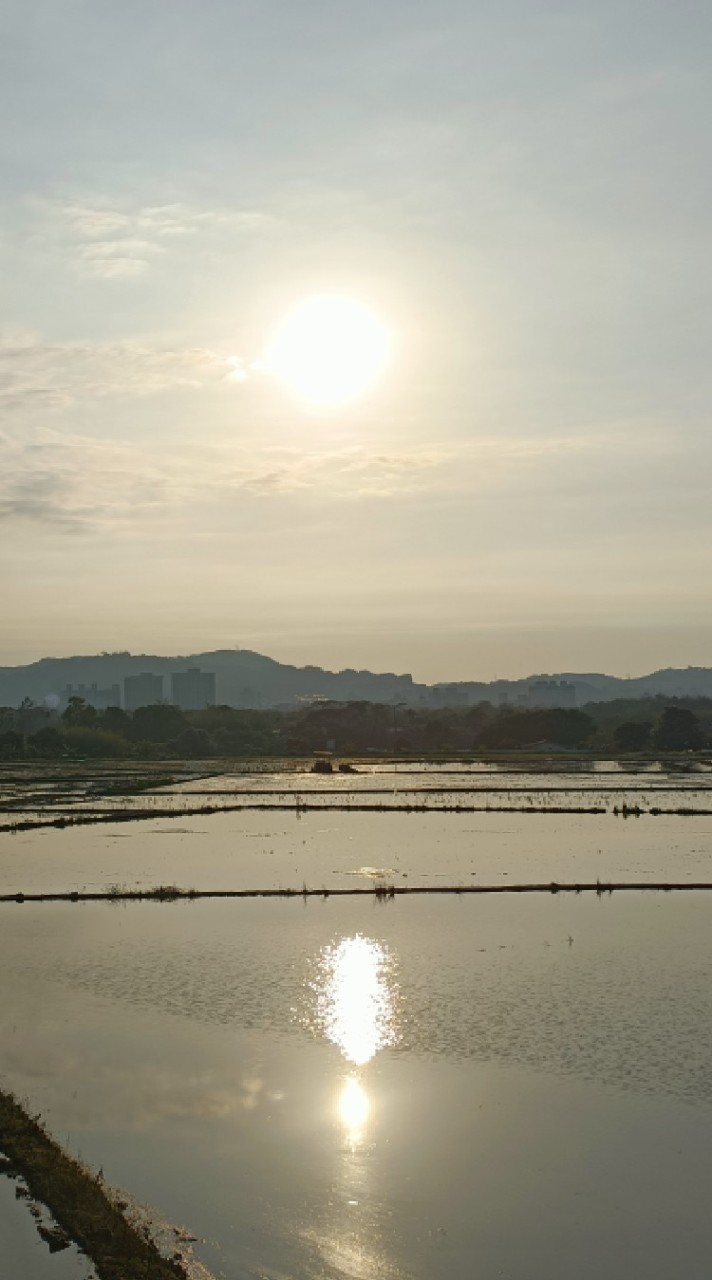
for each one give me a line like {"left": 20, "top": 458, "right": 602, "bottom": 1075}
{"left": 1, "top": 894, "right": 711, "bottom": 1278}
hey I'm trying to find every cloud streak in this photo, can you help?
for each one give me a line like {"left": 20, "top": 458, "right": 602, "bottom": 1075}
{"left": 0, "top": 336, "right": 681, "bottom": 532}
{"left": 32, "top": 197, "right": 281, "bottom": 278}
{"left": 0, "top": 333, "right": 238, "bottom": 416}
{"left": 0, "top": 430, "right": 444, "bottom": 529}
{"left": 0, "top": 418, "right": 654, "bottom": 534}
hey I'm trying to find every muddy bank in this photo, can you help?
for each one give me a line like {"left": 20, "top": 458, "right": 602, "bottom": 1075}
{"left": 0, "top": 1090, "right": 194, "bottom": 1280}
{"left": 2, "top": 880, "right": 712, "bottom": 905}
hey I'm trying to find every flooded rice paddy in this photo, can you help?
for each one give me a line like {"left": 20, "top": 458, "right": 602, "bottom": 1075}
{"left": 2, "top": 760, "right": 712, "bottom": 1278}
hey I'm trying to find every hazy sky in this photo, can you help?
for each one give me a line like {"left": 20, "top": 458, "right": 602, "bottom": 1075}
{"left": 2, "top": 0, "right": 711, "bottom": 681}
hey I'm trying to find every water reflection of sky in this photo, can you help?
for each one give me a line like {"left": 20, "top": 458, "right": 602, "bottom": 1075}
{"left": 3, "top": 901, "right": 712, "bottom": 1280}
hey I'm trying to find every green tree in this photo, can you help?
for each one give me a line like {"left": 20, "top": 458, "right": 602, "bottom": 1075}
{"left": 613, "top": 722, "right": 651, "bottom": 753}
{"left": 0, "top": 730, "right": 24, "bottom": 759}
{"left": 62, "top": 696, "right": 97, "bottom": 727}
{"left": 62, "top": 726, "right": 128, "bottom": 758}
{"left": 422, "top": 714, "right": 454, "bottom": 752}
{"left": 100, "top": 706, "right": 130, "bottom": 735}
{"left": 652, "top": 706, "right": 704, "bottom": 751}
{"left": 29, "top": 726, "right": 64, "bottom": 757}
{"left": 130, "top": 703, "right": 186, "bottom": 743}
{"left": 480, "top": 708, "right": 594, "bottom": 750}
{"left": 170, "top": 728, "right": 213, "bottom": 758}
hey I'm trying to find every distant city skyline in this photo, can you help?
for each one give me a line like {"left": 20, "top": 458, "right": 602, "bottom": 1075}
{"left": 4, "top": 642, "right": 712, "bottom": 707}
{"left": 2, "top": 622, "right": 712, "bottom": 687}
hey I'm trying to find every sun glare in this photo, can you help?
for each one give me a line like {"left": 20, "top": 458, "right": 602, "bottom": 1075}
{"left": 339, "top": 1076, "right": 370, "bottom": 1135}
{"left": 266, "top": 295, "right": 392, "bottom": 408}
{"left": 315, "top": 935, "right": 398, "bottom": 1067}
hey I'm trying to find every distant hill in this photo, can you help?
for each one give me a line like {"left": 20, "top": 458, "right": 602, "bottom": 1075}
{"left": 0, "top": 649, "right": 417, "bottom": 709}
{"left": 435, "top": 667, "right": 712, "bottom": 707}
{"left": 1, "top": 650, "right": 712, "bottom": 710}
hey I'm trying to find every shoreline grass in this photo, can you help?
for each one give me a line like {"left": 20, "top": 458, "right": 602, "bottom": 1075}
{"left": 1, "top": 880, "right": 711, "bottom": 905}
{"left": 0, "top": 1090, "right": 193, "bottom": 1279}
{"left": 10, "top": 799, "right": 712, "bottom": 834}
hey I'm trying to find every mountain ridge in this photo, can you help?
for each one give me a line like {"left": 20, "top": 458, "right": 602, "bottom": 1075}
{"left": 1, "top": 650, "right": 712, "bottom": 709}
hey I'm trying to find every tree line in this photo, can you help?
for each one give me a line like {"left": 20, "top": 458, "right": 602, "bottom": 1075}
{"left": 0, "top": 694, "right": 711, "bottom": 760}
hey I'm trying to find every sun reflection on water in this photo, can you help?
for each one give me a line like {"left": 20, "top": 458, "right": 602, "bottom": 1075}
{"left": 305, "top": 934, "right": 400, "bottom": 1145}
{"left": 314, "top": 935, "right": 399, "bottom": 1068}
{"left": 302, "top": 935, "right": 402, "bottom": 1278}
{"left": 339, "top": 1076, "right": 370, "bottom": 1136}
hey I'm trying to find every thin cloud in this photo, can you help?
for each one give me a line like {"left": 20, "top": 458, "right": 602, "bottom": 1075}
{"left": 0, "top": 333, "right": 235, "bottom": 417}
{"left": 0, "top": 430, "right": 172, "bottom": 530}
{"left": 0, "top": 430, "right": 449, "bottom": 530}
{"left": 0, "top": 392, "right": 677, "bottom": 534}
{"left": 31, "top": 197, "right": 282, "bottom": 279}
{"left": 77, "top": 237, "right": 165, "bottom": 279}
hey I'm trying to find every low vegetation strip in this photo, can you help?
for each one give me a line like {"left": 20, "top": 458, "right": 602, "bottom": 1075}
{"left": 3, "top": 693, "right": 712, "bottom": 759}
{"left": 0, "top": 1091, "right": 192, "bottom": 1280}
{"left": 2, "top": 881, "right": 712, "bottom": 904}
{"left": 9, "top": 799, "right": 712, "bottom": 834}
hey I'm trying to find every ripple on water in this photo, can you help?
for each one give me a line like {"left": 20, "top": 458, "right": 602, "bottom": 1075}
{"left": 5, "top": 896, "right": 707, "bottom": 1109}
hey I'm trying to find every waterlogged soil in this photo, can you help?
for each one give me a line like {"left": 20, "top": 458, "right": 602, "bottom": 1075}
{"left": 3, "top": 763, "right": 712, "bottom": 900}
{"left": 3, "top": 762, "right": 712, "bottom": 1278}
{"left": 0, "top": 1171, "right": 96, "bottom": 1280}
{"left": 3, "top": 760, "right": 712, "bottom": 823}
{"left": 3, "top": 805, "right": 712, "bottom": 896}
{"left": 1, "top": 896, "right": 712, "bottom": 1279}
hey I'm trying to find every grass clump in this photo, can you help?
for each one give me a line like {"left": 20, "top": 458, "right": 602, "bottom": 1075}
{"left": 147, "top": 884, "right": 183, "bottom": 901}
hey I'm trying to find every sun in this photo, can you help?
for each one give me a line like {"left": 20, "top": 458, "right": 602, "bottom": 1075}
{"left": 265, "top": 294, "right": 393, "bottom": 408}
